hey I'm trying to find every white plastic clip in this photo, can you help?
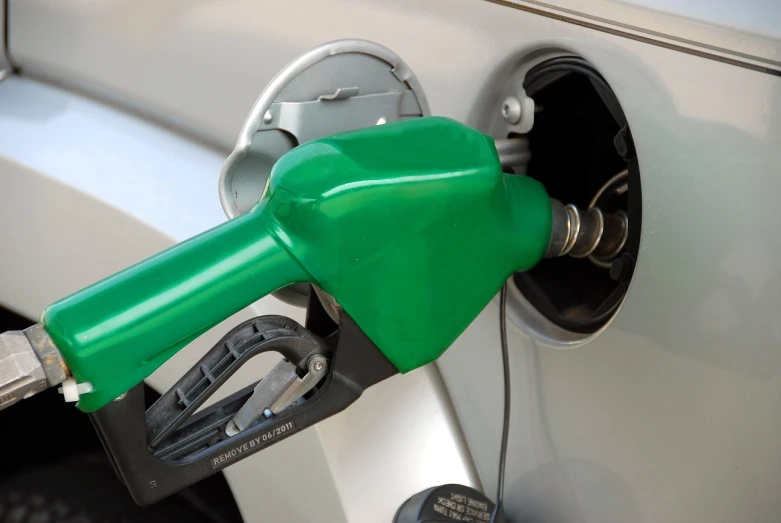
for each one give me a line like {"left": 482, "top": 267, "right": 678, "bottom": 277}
{"left": 57, "top": 378, "right": 94, "bottom": 403}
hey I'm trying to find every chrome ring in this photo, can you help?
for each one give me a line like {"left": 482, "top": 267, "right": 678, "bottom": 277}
{"left": 560, "top": 204, "right": 580, "bottom": 256}
{"left": 571, "top": 207, "right": 604, "bottom": 258}
{"left": 589, "top": 210, "right": 629, "bottom": 268}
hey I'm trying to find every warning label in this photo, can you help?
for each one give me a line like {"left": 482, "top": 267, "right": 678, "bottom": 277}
{"left": 431, "top": 491, "right": 492, "bottom": 521}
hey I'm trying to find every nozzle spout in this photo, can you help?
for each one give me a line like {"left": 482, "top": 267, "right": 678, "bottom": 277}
{"left": 545, "top": 199, "right": 628, "bottom": 261}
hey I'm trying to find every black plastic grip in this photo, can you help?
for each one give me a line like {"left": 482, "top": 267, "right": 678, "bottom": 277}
{"left": 146, "top": 316, "right": 326, "bottom": 447}
{"left": 89, "top": 311, "right": 398, "bottom": 506}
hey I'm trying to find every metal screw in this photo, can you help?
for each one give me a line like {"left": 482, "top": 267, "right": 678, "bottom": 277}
{"left": 501, "top": 96, "right": 522, "bottom": 125}
{"left": 313, "top": 359, "right": 325, "bottom": 372}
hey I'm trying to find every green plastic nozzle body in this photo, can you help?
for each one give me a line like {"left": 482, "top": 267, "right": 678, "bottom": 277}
{"left": 41, "top": 117, "right": 552, "bottom": 412}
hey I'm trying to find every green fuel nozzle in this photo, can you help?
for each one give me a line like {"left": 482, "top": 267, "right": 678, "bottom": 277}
{"left": 15, "top": 117, "right": 625, "bottom": 414}
{"left": 42, "top": 117, "right": 551, "bottom": 411}
{"left": 0, "top": 116, "right": 633, "bottom": 504}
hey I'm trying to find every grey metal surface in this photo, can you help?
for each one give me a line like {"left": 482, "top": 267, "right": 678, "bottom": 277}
{"left": 24, "top": 324, "right": 67, "bottom": 386}
{"left": 566, "top": 206, "right": 603, "bottom": 258}
{"left": 226, "top": 355, "right": 328, "bottom": 436}
{"left": 226, "top": 360, "right": 299, "bottom": 436}
{"left": 545, "top": 203, "right": 628, "bottom": 261}
{"left": 545, "top": 199, "right": 571, "bottom": 259}
{"left": 267, "top": 355, "right": 327, "bottom": 413}
{"left": 262, "top": 90, "right": 421, "bottom": 144}
{"left": 490, "top": 0, "right": 781, "bottom": 73}
{"left": 0, "top": 330, "right": 47, "bottom": 409}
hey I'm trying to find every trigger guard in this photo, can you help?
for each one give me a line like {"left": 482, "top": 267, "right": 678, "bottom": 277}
{"left": 145, "top": 316, "right": 329, "bottom": 448}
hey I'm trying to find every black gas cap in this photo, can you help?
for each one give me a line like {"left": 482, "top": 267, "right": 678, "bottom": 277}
{"left": 394, "top": 484, "right": 504, "bottom": 523}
